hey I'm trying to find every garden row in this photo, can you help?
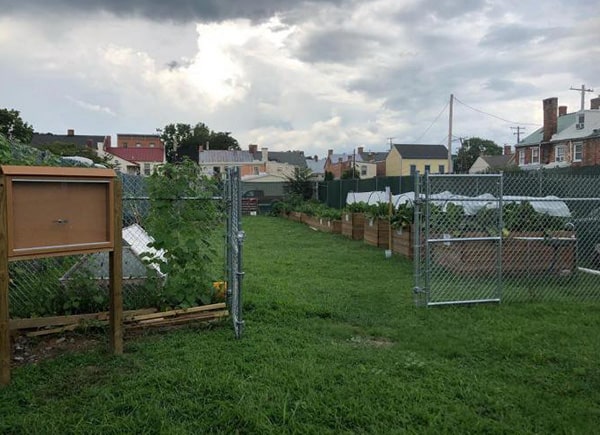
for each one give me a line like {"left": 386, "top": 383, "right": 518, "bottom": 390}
{"left": 274, "top": 197, "right": 580, "bottom": 276}
{"left": 274, "top": 199, "right": 415, "bottom": 258}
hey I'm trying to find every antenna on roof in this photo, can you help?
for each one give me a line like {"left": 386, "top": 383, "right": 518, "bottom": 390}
{"left": 387, "top": 137, "right": 395, "bottom": 150}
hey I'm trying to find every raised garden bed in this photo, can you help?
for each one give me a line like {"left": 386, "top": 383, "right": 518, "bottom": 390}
{"left": 391, "top": 225, "right": 414, "bottom": 259}
{"left": 342, "top": 212, "right": 365, "bottom": 240}
{"left": 363, "top": 217, "right": 390, "bottom": 249}
{"left": 431, "top": 231, "right": 576, "bottom": 276}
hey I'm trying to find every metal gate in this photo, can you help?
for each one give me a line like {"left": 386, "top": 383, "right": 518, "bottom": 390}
{"left": 414, "top": 173, "right": 504, "bottom": 306}
{"left": 414, "top": 171, "right": 600, "bottom": 306}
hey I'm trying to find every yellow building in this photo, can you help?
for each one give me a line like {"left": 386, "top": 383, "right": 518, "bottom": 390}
{"left": 386, "top": 144, "right": 448, "bottom": 176}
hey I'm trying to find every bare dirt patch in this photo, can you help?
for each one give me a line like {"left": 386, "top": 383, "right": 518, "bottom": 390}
{"left": 11, "top": 333, "right": 104, "bottom": 367}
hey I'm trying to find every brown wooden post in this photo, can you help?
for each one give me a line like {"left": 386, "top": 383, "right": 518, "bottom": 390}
{"left": 109, "top": 177, "right": 123, "bottom": 354}
{"left": 0, "top": 178, "right": 11, "bottom": 385}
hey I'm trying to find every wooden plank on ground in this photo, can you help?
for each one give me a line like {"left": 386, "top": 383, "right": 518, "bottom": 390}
{"left": 132, "top": 303, "right": 226, "bottom": 321}
{"left": 25, "top": 324, "right": 79, "bottom": 337}
{"left": 9, "top": 308, "right": 157, "bottom": 331}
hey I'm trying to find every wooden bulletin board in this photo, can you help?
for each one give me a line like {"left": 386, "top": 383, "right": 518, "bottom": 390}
{"left": 0, "top": 165, "right": 123, "bottom": 386}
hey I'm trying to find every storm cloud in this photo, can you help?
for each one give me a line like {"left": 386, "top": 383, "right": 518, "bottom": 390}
{"left": 0, "top": 0, "right": 598, "bottom": 156}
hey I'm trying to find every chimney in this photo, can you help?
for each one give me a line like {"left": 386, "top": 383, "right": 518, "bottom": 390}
{"left": 504, "top": 145, "right": 512, "bottom": 155}
{"left": 248, "top": 144, "right": 258, "bottom": 154}
{"left": 314, "top": 155, "right": 318, "bottom": 161}
{"left": 591, "top": 97, "right": 600, "bottom": 110}
{"left": 261, "top": 147, "right": 268, "bottom": 162}
{"left": 543, "top": 97, "right": 558, "bottom": 142}
{"left": 357, "top": 146, "right": 364, "bottom": 155}
{"left": 327, "top": 149, "right": 333, "bottom": 158}
{"left": 67, "top": 129, "right": 74, "bottom": 136}
{"left": 559, "top": 106, "right": 568, "bottom": 116}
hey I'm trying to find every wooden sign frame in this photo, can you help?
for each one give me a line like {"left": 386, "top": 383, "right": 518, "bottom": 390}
{"left": 0, "top": 165, "right": 123, "bottom": 386}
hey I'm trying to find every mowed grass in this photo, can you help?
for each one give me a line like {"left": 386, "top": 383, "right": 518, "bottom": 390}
{"left": 1, "top": 216, "right": 600, "bottom": 433}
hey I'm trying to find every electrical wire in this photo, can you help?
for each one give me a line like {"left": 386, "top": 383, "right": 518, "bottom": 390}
{"left": 453, "top": 96, "right": 540, "bottom": 126}
{"left": 415, "top": 101, "right": 449, "bottom": 143}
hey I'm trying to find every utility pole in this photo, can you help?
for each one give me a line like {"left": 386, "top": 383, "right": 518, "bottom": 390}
{"left": 511, "top": 126, "right": 525, "bottom": 143}
{"left": 570, "top": 84, "right": 594, "bottom": 111}
{"left": 447, "top": 94, "right": 453, "bottom": 173}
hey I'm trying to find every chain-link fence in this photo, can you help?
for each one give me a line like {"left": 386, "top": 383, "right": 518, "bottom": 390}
{"left": 8, "top": 166, "right": 243, "bottom": 337}
{"left": 414, "top": 172, "right": 600, "bottom": 306}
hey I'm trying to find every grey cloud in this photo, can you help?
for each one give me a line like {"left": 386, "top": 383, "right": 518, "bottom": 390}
{"left": 480, "top": 24, "right": 570, "bottom": 49}
{"left": 295, "top": 29, "right": 384, "bottom": 63}
{"left": 394, "top": 0, "right": 487, "bottom": 23}
{"left": 0, "top": 0, "right": 346, "bottom": 22}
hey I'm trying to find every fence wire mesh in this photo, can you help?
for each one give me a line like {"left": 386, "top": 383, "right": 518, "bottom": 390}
{"left": 8, "top": 168, "right": 243, "bottom": 337}
{"left": 415, "top": 172, "right": 600, "bottom": 306}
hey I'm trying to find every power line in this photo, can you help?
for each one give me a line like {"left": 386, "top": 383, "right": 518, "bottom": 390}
{"left": 415, "top": 100, "right": 450, "bottom": 143}
{"left": 453, "top": 96, "right": 540, "bottom": 127}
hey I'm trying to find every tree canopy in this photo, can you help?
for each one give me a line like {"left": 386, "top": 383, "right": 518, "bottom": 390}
{"left": 454, "top": 137, "right": 502, "bottom": 173}
{"left": 286, "top": 167, "right": 314, "bottom": 201}
{"left": 158, "top": 122, "right": 240, "bottom": 163}
{"left": 0, "top": 108, "right": 34, "bottom": 144}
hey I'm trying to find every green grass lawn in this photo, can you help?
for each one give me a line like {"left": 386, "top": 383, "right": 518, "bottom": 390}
{"left": 2, "top": 216, "right": 600, "bottom": 433}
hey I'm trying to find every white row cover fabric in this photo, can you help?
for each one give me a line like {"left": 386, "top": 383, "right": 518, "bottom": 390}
{"left": 346, "top": 191, "right": 571, "bottom": 217}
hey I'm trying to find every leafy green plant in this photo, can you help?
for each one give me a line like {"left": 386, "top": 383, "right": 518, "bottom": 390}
{"left": 365, "top": 203, "right": 390, "bottom": 220}
{"left": 145, "top": 159, "right": 223, "bottom": 308}
{"left": 344, "top": 201, "right": 370, "bottom": 213}
{"left": 391, "top": 203, "right": 414, "bottom": 229}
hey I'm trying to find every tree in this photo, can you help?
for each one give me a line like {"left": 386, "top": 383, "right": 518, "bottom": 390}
{"left": 454, "top": 137, "right": 502, "bottom": 173}
{"left": 158, "top": 122, "right": 240, "bottom": 163}
{"left": 0, "top": 108, "right": 34, "bottom": 144}
{"left": 341, "top": 167, "right": 360, "bottom": 179}
{"left": 209, "top": 131, "right": 239, "bottom": 151}
{"left": 286, "top": 167, "right": 314, "bottom": 200}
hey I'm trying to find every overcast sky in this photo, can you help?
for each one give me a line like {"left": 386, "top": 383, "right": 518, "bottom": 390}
{"left": 1, "top": 0, "right": 598, "bottom": 157}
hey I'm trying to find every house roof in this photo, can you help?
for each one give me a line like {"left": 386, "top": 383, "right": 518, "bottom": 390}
{"left": 328, "top": 153, "right": 363, "bottom": 164}
{"left": 31, "top": 133, "right": 107, "bottom": 148}
{"left": 553, "top": 110, "right": 600, "bottom": 141}
{"left": 517, "top": 110, "right": 600, "bottom": 146}
{"left": 241, "top": 173, "right": 287, "bottom": 182}
{"left": 117, "top": 133, "right": 162, "bottom": 139}
{"left": 306, "top": 158, "right": 325, "bottom": 174}
{"left": 359, "top": 151, "right": 388, "bottom": 162}
{"left": 106, "top": 147, "right": 164, "bottom": 163}
{"left": 254, "top": 150, "right": 307, "bottom": 167}
{"left": 392, "top": 144, "right": 448, "bottom": 159}
{"left": 199, "top": 150, "right": 256, "bottom": 164}
{"left": 479, "top": 155, "right": 515, "bottom": 168}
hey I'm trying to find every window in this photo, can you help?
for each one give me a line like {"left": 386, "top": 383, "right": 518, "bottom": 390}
{"left": 519, "top": 150, "right": 525, "bottom": 165}
{"left": 438, "top": 165, "right": 444, "bottom": 174}
{"left": 410, "top": 164, "right": 416, "bottom": 175}
{"left": 424, "top": 165, "right": 431, "bottom": 174}
{"left": 122, "top": 142, "right": 128, "bottom": 148}
{"left": 143, "top": 163, "right": 151, "bottom": 176}
{"left": 573, "top": 142, "right": 583, "bottom": 162}
{"left": 253, "top": 166, "right": 259, "bottom": 175}
{"left": 149, "top": 142, "right": 155, "bottom": 148}
{"left": 361, "top": 165, "right": 367, "bottom": 176}
{"left": 136, "top": 143, "right": 142, "bottom": 148}
{"left": 555, "top": 145, "right": 566, "bottom": 162}
{"left": 531, "top": 148, "right": 539, "bottom": 164}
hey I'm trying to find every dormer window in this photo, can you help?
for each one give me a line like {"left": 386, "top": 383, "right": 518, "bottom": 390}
{"left": 576, "top": 113, "right": 585, "bottom": 130}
